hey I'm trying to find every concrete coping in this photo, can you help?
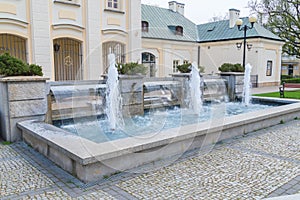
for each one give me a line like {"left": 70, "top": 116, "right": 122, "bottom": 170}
{"left": 17, "top": 100, "right": 300, "bottom": 166}
{"left": 144, "top": 81, "right": 181, "bottom": 87}
{"left": 0, "top": 76, "right": 49, "bottom": 82}
{"left": 50, "top": 84, "right": 107, "bottom": 93}
{"left": 219, "top": 72, "right": 245, "bottom": 76}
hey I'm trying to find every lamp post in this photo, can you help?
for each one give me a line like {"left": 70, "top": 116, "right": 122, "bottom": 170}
{"left": 235, "top": 16, "right": 257, "bottom": 68}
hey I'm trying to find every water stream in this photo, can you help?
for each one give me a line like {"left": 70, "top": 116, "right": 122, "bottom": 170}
{"left": 243, "top": 63, "right": 253, "bottom": 106}
{"left": 105, "top": 53, "right": 122, "bottom": 130}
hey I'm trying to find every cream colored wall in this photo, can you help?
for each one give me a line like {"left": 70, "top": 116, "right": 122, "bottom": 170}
{"left": 142, "top": 38, "right": 198, "bottom": 77}
{"left": 52, "top": 0, "right": 83, "bottom": 26}
{"left": 199, "top": 38, "right": 283, "bottom": 85}
{"left": 0, "top": 0, "right": 27, "bottom": 21}
{"left": 128, "top": 0, "right": 142, "bottom": 63}
{"left": 199, "top": 39, "right": 260, "bottom": 74}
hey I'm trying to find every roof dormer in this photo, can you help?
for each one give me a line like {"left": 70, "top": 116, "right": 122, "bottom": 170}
{"left": 141, "top": 21, "right": 149, "bottom": 32}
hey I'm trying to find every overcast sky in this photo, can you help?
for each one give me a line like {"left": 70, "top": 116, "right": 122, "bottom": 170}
{"left": 141, "top": 0, "right": 251, "bottom": 24}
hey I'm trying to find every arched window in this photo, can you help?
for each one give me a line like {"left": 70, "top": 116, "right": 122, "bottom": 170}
{"left": 175, "top": 26, "right": 183, "bottom": 36}
{"left": 142, "top": 21, "right": 149, "bottom": 32}
{"left": 142, "top": 52, "right": 156, "bottom": 77}
{"left": 103, "top": 41, "right": 126, "bottom": 71}
{"left": 0, "top": 34, "right": 27, "bottom": 62}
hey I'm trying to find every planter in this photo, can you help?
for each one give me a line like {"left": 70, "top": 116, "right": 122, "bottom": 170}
{"left": 119, "top": 75, "right": 144, "bottom": 117}
{"left": 0, "top": 76, "right": 49, "bottom": 142}
{"left": 219, "top": 72, "right": 244, "bottom": 101}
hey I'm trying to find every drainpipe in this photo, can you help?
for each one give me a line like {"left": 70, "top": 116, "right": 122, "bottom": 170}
{"left": 197, "top": 46, "right": 201, "bottom": 67}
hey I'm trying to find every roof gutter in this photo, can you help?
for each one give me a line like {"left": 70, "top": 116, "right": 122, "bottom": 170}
{"left": 197, "top": 36, "right": 285, "bottom": 44}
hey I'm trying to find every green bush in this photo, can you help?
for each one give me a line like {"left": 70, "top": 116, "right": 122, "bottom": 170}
{"left": 281, "top": 75, "right": 293, "bottom": 80}
{"left": 116, "top": 62, "right": 147, "bottom": 75}
{"left": 29, "top": 64, "right": 43, "bottom": 76}
{"left": 282, "top": 78, "right": 300, "bottom": 84}
{"left": 218, "top": 63, "right": 244, "bottom": 72}
{"left": 177, "top": 63, "right": 191, "bottom": 73}
{"left": 199, "top": 65, "right": 205, "bottom": 73}
{"left": 0, "top": 53, "right": 43, "bottom": 76}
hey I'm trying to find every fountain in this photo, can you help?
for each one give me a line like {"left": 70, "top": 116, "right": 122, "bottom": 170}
{"left": 16, "top": 56, "right": 300, "bottom": 183}
{"left": 105, "top": 52, "right": 122, "bottom": 130}
{"left": 243, "top": 63, "right": 252, "bottom": 106}
{"left": 189, "top": 62, "right": 202, "bottom": 115}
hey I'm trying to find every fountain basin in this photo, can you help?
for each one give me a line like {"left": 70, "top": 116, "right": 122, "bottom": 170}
{"left": 18, "top": 97, "right": 300, "bottom": 183}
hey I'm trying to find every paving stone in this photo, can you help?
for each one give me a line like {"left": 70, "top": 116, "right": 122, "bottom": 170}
{"left": 1, "top": 120, "right": 300, "bottom": 199}
{"left": 117, "top": 147, "right": 299, "bottom": 199}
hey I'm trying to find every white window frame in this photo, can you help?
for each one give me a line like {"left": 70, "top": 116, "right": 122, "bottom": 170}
{"left": 173, "top": 60, "right": 179, "bottom": 73}
{"left": 107, "top": 0, "right": 121, "bottom": 10}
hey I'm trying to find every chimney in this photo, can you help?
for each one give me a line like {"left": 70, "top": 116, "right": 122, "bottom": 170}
{"left": 169, "top": 1, "right": 177, "bottom": 12}
{"left": 176, "top": 2, "right": 185, "bottom": 16}
{"left": 229, "top": 8, "right": 240, "bottom": 28}
{"left": 168, "top": 1, "right": 185, "bottom": 15}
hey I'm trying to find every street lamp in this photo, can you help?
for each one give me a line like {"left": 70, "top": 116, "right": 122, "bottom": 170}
{"left": 235, "top": 16, "right": 257, "bottom": 68}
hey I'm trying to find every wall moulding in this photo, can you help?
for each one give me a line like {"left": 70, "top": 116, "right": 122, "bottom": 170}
{"left": 0, "top": 18, "right": 28, "bottom": 29}
{"left": 0, "top": 3, "right": 17, "bottom": 15}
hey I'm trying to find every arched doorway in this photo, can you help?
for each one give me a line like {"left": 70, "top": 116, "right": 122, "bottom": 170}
{"left": 0, "top": 34, "right": 27, "bottom": 62}
{"left": 102, "top": 41, "right": 126, "bottom": 72}
{"left": 142, "top": 52, "right": 156, "bottom": 77}
{"left": 53, "top": 38, "right": 83, "bottom": 81}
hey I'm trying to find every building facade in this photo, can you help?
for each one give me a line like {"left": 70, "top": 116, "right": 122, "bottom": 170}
{"left": 281, "top": 55, "right": 300, "bottom": 77}
{"left": 0, "top": 0, "right": 141, "bottom": 81}
{"left": 0, "top": 0, "right": 284, "bottom": 86}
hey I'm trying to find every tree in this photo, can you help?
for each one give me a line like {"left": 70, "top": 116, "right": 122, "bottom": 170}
{"left": 248, "top": 0, "right": 300, "bottom": 58}
{"left": 209, "top": 13, "right": 229, "bottom": 22}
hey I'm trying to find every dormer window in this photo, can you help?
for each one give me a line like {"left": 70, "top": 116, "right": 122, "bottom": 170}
{"left": 175, "top": 26, "right": 183, "bottom": 35}
{"left": 142, "top": 21, "right": 149, "bottom": 32}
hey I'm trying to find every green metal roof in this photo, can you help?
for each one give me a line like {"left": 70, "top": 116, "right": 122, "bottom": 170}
{"left": 141, "top": 4, "right": 282, "bottom": 43}
{"left": 141, "top": 4, "right": 197, "bottom": 42}
{"left": 197, "top": 17, "right": 283, "bottom": 43}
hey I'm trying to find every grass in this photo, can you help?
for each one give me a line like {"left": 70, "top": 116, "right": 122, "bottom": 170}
{"left": 254, "top": 90, "right": 300, "bottom": 99}
{"left": 1, "top": 141, "right": 12, "bottom": 145}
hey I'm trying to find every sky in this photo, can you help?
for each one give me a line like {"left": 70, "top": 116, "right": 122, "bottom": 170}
{"left": 141, "top": 0, "right": 251, "bottom": 24}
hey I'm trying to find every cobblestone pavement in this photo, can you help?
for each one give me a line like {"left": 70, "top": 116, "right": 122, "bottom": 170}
{"left": 0, "top": 120, "right": 300, "bottom": 199}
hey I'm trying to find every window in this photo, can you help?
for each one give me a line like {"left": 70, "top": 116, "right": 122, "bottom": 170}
{"left": 142, "top": 21, "right": 149, "bottom": 32}
{"left": 107, "top": 0, "right": 120, "bottom": 10}
{"left": 183, "top": 60, "right": 189, "bottom": 65}
{"left": 173, "top": 60, "right": 179, "bottom": 73}
{"left": 175, "top": 26, "right": 183, "bottom": 36}
{"left": 266, "top": 60, "right": 272, "bottom": 76}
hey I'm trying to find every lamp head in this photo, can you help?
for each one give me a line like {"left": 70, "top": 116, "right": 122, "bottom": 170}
{"left": 249, "top": 16, "right": 257, "bottom": 28}
{"left": 236, "top": 19, "right": 243, "bottom": 29}
{"left": 236, "top": 42, "right": 242, "bottom": 50}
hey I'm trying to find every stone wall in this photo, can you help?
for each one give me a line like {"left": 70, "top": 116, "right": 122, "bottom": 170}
{"left": 119, "top": 75, "right": 144, "bottom": 117}
{"left": 0, "top": 76, "right": 48, "bottom": 142}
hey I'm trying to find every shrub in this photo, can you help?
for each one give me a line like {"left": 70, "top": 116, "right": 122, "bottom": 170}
{"left": 0, "top": 53, "right": 43, "bottom": 76}
{"left": 29, "top": 64, "right": 43, "bottom": 76}
{"left": 281, "top": 75, "right": 293, "bottom": 80}
{"left": 177, "top": 63, "right": 191, "bottom": 73}
{"left": 116, "top": 62, "right": 147, "bottom": 75}
{"left": 199, "top": 65, "right": 205, "bottom": 73}
{"left": 218, "top": 63, "right": 244, "bottom": 72}
{"left": 282, "top": 78, "right": 300, "bottom": 84}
